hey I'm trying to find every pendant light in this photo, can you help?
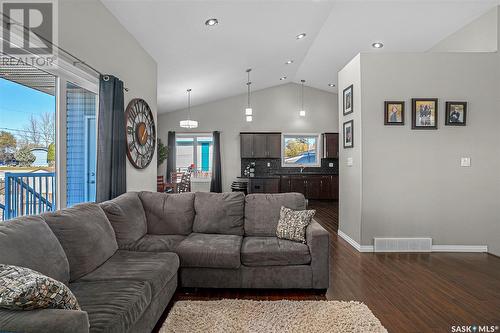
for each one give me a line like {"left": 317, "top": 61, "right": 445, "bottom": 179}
{"left": 245, "top": 68, "right": 253, "bottom": 122}
{"left": 299, "top": 80, "right": 306, "bottom": 117}
{"left": 180, "top": 88, "right": 198, "bottom": 129}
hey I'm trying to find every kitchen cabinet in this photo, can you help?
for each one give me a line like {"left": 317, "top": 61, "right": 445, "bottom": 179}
{"left": 248, "top": 178, "right": 280, "bottom": 194}
{"left": 279, "top": 174, "right": 338, "bottom": 200}
{"left": 323, "top": 133, "right": 339, "bottom": 158}
{"left": 240, "top": 133, "right": 281, "bottom": 158}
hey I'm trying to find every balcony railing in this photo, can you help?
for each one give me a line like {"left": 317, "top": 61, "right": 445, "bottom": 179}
{"left": 2, "top": 172, "right": 56, "bottom": 221}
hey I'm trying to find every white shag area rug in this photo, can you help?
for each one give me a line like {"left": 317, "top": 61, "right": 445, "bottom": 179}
{"left": 160, "top": 299, "right": 387, "bottom": 333}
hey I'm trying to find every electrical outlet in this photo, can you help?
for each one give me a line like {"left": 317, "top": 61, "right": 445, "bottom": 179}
{"left": 267, "top": 162, "right": 271, "bottom": 167}
{"left": 328, "top": 162, "right": 334, "bottom": 167}
{"left": 347, "top": 157, "right": 353, "bottom": 167}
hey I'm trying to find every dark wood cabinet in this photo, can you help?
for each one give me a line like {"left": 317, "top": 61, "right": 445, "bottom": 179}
{"left": 323, "top": 133, "right": 339, "bottom": 159}
{"left": 240, "top": 133, "right": 281, "bottom": 158}
{"left": 240, "top": 134, "right": 254, "bottom": 158}
{"left": 279, "top": 174, "right": 338, "bottom": 200}
{"left": 248, "top": 178, "right": 280, "bottom": 194}
{"left": 266, "top": 134, "right": 281, "bottom": 158}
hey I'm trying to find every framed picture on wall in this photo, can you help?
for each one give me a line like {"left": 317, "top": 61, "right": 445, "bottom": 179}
{"left": 445, "top": 101, "right": 467, "bottom": 126}
{"left": 412, "top": 98, "right": 438, "bottom": 129}
{"left": 384, "top": 101, "right": 405, "bottom": 125}
{"left": 343, "top": 85, "right": 353, "bottom": 116}
{"left": 343, "top": 120, "right": 354, "bottom": 148}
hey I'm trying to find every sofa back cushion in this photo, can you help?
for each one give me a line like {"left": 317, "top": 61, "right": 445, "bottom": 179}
{"left": 244, "top": 193, "right": 306, "bottom": 236}
{"left": 139, "top": 191, "right": 195, "bottom": 235}
{"left": 0, "top": 215, "right": 70, "bottom": 284}
{"left": 100, "top": 192, "right": 147, "bottom": 248}
{"left": 42, "top": 203, "right": 118, "bottom": 282}
{"left": 193, "top": 192, "right": 245, "bottom": 235}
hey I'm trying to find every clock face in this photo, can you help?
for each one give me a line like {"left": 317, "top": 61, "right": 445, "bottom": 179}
{"left": 125, "top": 98, "right": 156, "bottom": 169}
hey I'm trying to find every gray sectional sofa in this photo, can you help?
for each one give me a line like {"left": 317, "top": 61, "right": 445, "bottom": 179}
{"left": 0, "top": 191, "right": 329, "bottom": 333}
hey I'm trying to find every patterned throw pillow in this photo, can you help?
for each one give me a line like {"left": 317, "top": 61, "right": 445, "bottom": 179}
{"left": 276, "top": 206, "right": 316, "bottom": 243}
{"left": 0, "top": 264, "right": 81, "bottom": 311}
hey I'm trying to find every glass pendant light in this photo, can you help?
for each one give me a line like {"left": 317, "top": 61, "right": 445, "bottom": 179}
{"left": 245, "top": 68, "right": 253, "bottom": 122}
{"left": 299, "top": 80, "right": 306, "bottom": 117}
{"left": 179, "top": 88, "right": 198, "bottom": 129}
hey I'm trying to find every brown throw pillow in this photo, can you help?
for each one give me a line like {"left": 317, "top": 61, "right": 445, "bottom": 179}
{"left": 276, "top": 206, "right": 316, "bottom": 243}
{"left": 0, "top": 264, "right": 81, "bottom": 311}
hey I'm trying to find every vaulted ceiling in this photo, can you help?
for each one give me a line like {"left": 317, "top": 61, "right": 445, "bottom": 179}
{"left": 102, "top": 0, "right": 499, "bottom": 113}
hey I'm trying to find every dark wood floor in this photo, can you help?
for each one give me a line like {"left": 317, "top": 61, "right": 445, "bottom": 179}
{"left": 154, "top": 200, "right": 500, "bottom": 333}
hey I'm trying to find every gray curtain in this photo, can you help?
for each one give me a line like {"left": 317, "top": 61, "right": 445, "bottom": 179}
{"left": 96, "top": 75, "right": 126, "bottom": 202}
{"left": 166, "top": 131, "right": 176, "bottom": 182}
{"left": 210, "top": 131, "right": 222, "bottom": 193}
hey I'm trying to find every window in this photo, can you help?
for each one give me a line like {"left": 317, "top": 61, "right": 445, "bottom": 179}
{"left": 282, "top": 134, "right": 321, "bottom": 167}
{"left": 175, "top": 133, "right": 213, "bottom": 179}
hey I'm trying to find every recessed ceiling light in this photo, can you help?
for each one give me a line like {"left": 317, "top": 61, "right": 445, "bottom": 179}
{"left": 372, "top": 42, "right": 384, "bottom": 49}
{"left": 328, "top": 83, "right": 335, "bottom": 87}
{"left": 205, "top": 18, "right": 219, "bottom": 26}
{"left": 296, "top": 33, "right": 306, "bottom": 40}
{"left": 285, "top": 60, "right": 294, "bottom": 64}
{"left": 280, "top": 76, "right": 287, "bottom": 81}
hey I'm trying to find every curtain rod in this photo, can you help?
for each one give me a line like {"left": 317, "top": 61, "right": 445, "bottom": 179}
{"left": 0, "top": 13, "right": 129, "bottom": 92}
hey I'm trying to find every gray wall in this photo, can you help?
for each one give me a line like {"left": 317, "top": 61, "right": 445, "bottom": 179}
{"left": 59, "top": 0, "right": 158, "bottom": 192}
{"left": 158, "top": 83, "right": 338, "bottom": 191}
{"left": 337, "top": 54, "right": 363, "bottom": 244}
{"left": 429, "top": 7, "right": 498, "bottom": 52}
{"left": 361, "top": 52, "right": 500, "bottom": 255}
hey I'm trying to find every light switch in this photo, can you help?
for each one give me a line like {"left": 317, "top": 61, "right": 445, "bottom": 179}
{"left": 347, "top": 157, "right": 353, "bottom": 167}
{"left": 460, "top": 157, "right": 471, "bottom": 167}
{"left": 329, "top": 162, "right": 334, "bottom": 167}
{"left": 267, "top": 162, "right": 271, "bottom": 167}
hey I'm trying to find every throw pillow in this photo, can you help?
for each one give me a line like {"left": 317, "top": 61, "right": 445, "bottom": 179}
{"left": 276, "top": 206, "right": 316, "bottom": 243}
{"left": 0, "top": 264, "right": 81, "bottom": 311}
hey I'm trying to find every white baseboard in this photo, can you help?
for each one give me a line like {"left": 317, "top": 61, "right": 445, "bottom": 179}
{"left": 431, "top": 245, "right": 488, "bottom": 253}
{"left": 337, "top": 230, "right": 374, "bottom": 252}
{"left": 337, "top": 230, "right": 488, "bottom": 253}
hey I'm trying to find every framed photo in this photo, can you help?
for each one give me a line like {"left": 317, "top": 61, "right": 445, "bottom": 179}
{"left": 343, "top": 120, "right": 354, "bottom": 148}
{"left": 412, "top": 98, "right": 438, "bottom": 130}
{"left": 343, "top": 85, "right": 353, "bottom": 116}
{"left": 445, "top": 101, "right": 467, "bottom": 126}
{"left": 384, "top": 101, "right": 405, "bottom": 125}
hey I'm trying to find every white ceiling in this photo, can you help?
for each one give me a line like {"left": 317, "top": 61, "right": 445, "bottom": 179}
{"left": 102, "top": 0, "right": 499, "bottom": 113}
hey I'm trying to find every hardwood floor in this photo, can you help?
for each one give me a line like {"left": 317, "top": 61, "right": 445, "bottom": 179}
{"left": 154, "top": 200, "right": 500, "bottom": 333}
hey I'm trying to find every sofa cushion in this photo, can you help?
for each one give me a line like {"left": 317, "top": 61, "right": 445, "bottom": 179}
{"left": 0, "top": 215, "right": 70, "bottom": 284}
{"left": 70, "top": 280, "right": 151, "bottom": 333}
{"left": 193, "top": 192, "right": 244, "bottom": 235}
{"left": 42, "top": 203, "right": 118, "bottom": 282}
{"left": 77, "top": 250, "right": 179, "bottom": 295}
{"left": 245, "top": 193, "right": 306, "bottom": 237}
{"left": 276, "top": 206, "right": 316, "bottom": 243}
{"left": 241, "top": 237, "right": 311, "bottom": 266}
{"left": 0, "top": 264, "right": 80, "bottom": 311}
{"left": 128, "top": 234, "right": 186, "bottom": 252}
{"left": 139, "top": 191, "right": 195, "bottom": 235}
{"left": 176, "top": 233, "right": 242, "bottom": 269}
{"left": 100, "top": 192, "right": 147, "bottom": 248}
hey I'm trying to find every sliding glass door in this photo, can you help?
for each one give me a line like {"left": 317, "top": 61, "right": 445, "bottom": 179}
{"left": 66, "top": 82, "right": 97, "bottom": 207}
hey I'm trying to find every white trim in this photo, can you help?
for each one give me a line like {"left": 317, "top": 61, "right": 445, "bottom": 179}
{"left": 338, "top": 230, "right": 488, "bottom": 253}
{"left": 337, "top": 230, "right": 373, "bottom": 252}
{"left": 431, "top": 245, "right": 488, "bottom": 253}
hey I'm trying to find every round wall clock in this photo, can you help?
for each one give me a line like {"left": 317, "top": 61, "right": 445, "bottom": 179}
{"left": 125, "top": 98, "right": 156, "bottom": 169}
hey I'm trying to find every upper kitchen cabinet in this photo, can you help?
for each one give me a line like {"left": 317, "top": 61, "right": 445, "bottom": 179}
{"left": 240, "top": 133, "right": 281, "bottom": 158}
{"left": 323, "top": 133, "right": 339, "bottom": 158}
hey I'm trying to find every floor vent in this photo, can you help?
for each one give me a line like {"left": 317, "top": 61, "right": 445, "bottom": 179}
{"left": 374, "top": 238, "right": 432, "bottom": 252}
